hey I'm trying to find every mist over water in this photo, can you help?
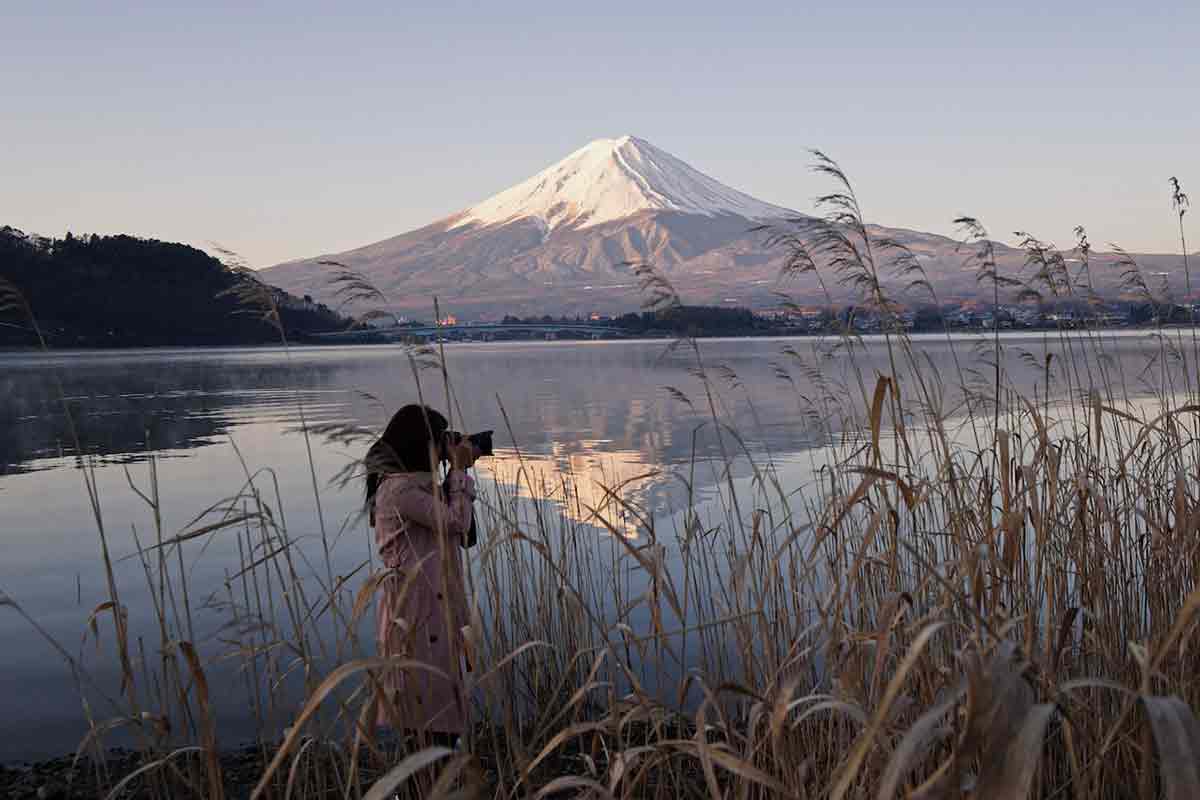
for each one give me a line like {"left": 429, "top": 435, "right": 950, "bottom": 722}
{"left": 0, "top": 332, "right": 1175, "bottom": 761}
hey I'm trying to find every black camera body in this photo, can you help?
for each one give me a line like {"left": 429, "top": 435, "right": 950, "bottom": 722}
{"left": 441, "top": 429, "right": 492, "bottom": 550}
{"left": 444, "top": 429, "right": 494, "bottom": 457}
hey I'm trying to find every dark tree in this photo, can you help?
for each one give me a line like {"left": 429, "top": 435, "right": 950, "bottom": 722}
{"left": 0, "top": 226, "right": 348, "bottom": 347}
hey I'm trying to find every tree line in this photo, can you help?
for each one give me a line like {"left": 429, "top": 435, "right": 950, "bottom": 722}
{"left": 0, "top": 227, "right": 347, "bottom": 347}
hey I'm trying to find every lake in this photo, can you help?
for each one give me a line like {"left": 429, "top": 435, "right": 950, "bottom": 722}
{"left": 0, "top": 332, "right": 1177, "bottom": 761}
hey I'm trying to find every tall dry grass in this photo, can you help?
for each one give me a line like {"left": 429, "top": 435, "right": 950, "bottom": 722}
{"left": 2, "top": 162, "right": 1200, "bottom": 799}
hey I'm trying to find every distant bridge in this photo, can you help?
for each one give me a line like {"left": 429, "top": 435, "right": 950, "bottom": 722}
{"left": 311, "top": 321, "right": 625, "bottom": 343}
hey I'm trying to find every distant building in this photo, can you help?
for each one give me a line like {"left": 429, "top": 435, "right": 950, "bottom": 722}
{"left": 365, "top": 314, "right": 405, "bottom": 329}
{"left": 1044, "top": 311, "right": 1076, "bottom": 325}
{"left": 1096, "top": 312, "right": 1129, "bottom": 326}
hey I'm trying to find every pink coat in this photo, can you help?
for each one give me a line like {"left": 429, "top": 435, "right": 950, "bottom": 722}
{"left": 373, "top": 470, "right": 474, "bottom": 735}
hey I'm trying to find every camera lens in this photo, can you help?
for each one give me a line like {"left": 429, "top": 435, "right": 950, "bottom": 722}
{"left": 468, "top": 430, "right": 494, "bottom": 457}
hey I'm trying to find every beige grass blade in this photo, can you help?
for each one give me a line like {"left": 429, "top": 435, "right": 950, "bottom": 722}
{"left": 875, "top": 682, "right": 966, "bottom": 800}
{"left": 1142, "top": 695, "right": 1200, "bottom": 800}
{"left": 535, "top": 775, "right": 617, "bottom": 798}
{"left": 250, "top": 657, "right": 448, "bottom": 799}
{"left": 426, "top": 752, "right": 477, "bottom": 798}
{"left": 976, "top": 702, "right": 1056, "bottom": 799}
{"left": 790, "top": 698, "right": 870, "bottom": 729}
{"left": 524, "top": 721, "right": 609, "bottom": 778}
{"left": 362, "top": 746, "right": 455, "bottom": 800}
{"left": 474, "top": 640, "right": 554, "bottom": 685}
{"left": 705, "top": 746, "right": 801, "bottom": 799}
{"left": 283, "top": 735, "right": 321, "bottom": 800}
{"left": 116, "top": 512, "right": 260, "bottom": 562}
{"left": 102, "top": 747, "right": 204, "bottom": 800}
{"left": 831, "top": 622, "right": 947, "bottom": 800}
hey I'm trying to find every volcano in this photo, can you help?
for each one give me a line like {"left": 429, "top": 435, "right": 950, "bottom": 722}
{"left": 262, "top": 137, "right": 1188, "bottom": 318}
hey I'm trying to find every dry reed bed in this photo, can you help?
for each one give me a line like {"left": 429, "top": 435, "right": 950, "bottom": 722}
{"left": 2, "top": 157, "right": 1199, "bottom": 799}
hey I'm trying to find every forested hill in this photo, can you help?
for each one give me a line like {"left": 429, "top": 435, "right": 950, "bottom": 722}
{"left": 0, "top": 227, "right": 350, "bottom": 347}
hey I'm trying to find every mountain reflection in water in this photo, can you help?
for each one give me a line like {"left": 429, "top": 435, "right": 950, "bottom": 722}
{"left": 483, "top": 442, "right": 660, "bottom": 540}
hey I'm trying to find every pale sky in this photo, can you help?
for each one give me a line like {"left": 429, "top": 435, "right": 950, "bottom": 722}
{"left": 3, "top": 1, "right": 1197, "bottom": 267}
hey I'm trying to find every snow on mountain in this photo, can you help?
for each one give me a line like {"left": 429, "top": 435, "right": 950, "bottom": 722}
{"left": 259, "top": 135, "right": 929, "bottom": 317}
{"left": 263, "top": 135, "right": 1184, "bottom": 318}
{"left": 453, "top": 135, "right": 795, "bottom": 232}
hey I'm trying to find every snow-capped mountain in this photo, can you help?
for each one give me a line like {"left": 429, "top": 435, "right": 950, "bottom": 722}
{"left": 262, "top": 137, "right": 1185, "bottom": 318}
{"left": 453, "top": 136, "right": 793, "bottom": 233}
{"left": 264, "top": 135, "right": 813, "bottom": 316}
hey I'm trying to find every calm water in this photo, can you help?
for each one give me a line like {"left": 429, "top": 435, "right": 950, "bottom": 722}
{"left": 0, "top": 333, "right": 1173, "bottom": 761}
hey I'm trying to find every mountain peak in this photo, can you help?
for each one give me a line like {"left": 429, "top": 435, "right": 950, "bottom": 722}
{"left": 583, "top": 134, "right": 636, "bottom": 148}
{"left": 453, "top": 136, "right": 793, "bottom": 232}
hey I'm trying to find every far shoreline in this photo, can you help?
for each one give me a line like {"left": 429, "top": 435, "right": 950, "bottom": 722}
{"left": 0, "top": 324, "right": 1185, "bottom": 358}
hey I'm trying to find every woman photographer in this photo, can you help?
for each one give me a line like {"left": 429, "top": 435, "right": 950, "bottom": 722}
{"left": 364, "top": 404, "right": 480, "bottom": 748}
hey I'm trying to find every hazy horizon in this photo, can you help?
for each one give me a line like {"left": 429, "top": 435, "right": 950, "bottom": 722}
{"left": 4, "top": 1, "right": 1197, "bottom": 268}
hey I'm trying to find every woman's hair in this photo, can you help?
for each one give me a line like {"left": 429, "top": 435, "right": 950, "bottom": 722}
{"left": 365, "top": 404, "right": 449, "bottom": 522}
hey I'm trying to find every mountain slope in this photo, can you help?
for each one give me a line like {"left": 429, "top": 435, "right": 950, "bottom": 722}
{"left": 264, "top": 136, "right": 813, "bottom": 317}
{"left": 263, "top": 137, "right": 1190, "bottom": 318}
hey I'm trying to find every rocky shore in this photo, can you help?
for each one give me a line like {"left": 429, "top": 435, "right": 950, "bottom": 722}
{"left": 1, "top": 747, "right": 269, "bottom": 800}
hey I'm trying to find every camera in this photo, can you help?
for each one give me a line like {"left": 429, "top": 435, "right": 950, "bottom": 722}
{"left": 443, "top": 429, "right": 494, "bottom": 457}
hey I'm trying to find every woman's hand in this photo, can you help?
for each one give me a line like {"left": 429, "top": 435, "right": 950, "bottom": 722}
{"left": 449, "top": 440, "right": 478, "bottom": 471}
